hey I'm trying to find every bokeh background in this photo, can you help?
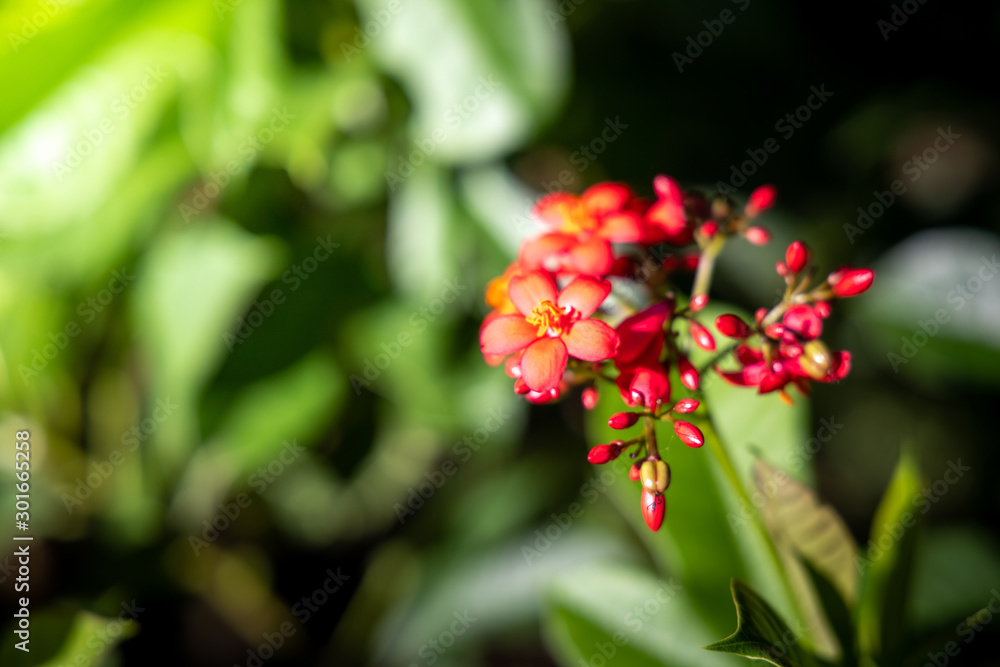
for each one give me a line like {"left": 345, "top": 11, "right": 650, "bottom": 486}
{"left": 2, "top": 0, "right": 1000, "bottom": 665}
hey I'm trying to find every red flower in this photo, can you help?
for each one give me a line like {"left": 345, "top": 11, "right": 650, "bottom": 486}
{"left": 613, "top": 302, "right": 673, "bottom": 408}
{"left": 480, "top": 272, "right": 619, "bottom": 393}
{"left": 520, "top": 183, "right": 645, "bottom": 277}
{"left": 643, "top": 175, "right": 695, "bottom": 246}
{"left": 829, "top": 268, "right": 875, "bottom": 297}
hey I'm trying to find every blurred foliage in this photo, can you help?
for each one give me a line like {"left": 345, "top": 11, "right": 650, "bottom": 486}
{"left": 1, "top": 0, "right": 999, "bottom": 665}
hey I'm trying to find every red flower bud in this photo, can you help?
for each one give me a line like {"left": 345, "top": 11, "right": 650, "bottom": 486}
{"left": 699, "top": 221, "right": 719, "bottom": 238}
{"left": 745, "top": 226, "right": 771, "bottom": 245}
{"left": 716, "top": 314, "right": 752, "bottom": 339}
{"left": 783, "top": 304, "right": 823, "bottom": 340}
{"left": 673, "top": 398, "right": 699, "bottom": 413}
{"left": 587, "top": 443, "right": 623, "bottom": 464}
{"left": 831, "top": 268, "right": 874, "bottom": 297}
{"left": 776, "top": 261, "right": 789, "bottom": 277}
{"left": 785, "top": 240, "right": 809, "bottom": 273}
{"left": 745, "top": 185, "right": 776, "bottom": 216}
{"left": 689, "top": 320, "right": 716, "bottom": 351}
{"left": 629, "top": 464, "right": 641, "bottom": 481}
{"left": 678, "top": 356, "right": 700, "bottom": 391}
{"left": 754, "top": 308, "right": 768, "bottom": 324}
{"left": 682, "top": 253, "right": 700, "bottom": 271}
{"left": 608, "top": 412, "right": 640, "bottom": 429}
{"left": 814, "top": 301, "right": 831, "bottom": 318}
{"left": 641, "top": 489, "right": 665, "bottom": 531}
{"left": 764, "top": 323, "right": 785, "bottom": 340}
{"left": 673, "top": 420, "right": 704, "bottom": 448}
{"left": 581, "top": 386, "right": 598, "bottom": 410}
{"left": 689, "top": 294, "right": 709, "bottom": 312}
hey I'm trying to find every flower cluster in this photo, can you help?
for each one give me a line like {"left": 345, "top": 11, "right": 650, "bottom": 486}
{"left": 479, "top": 178, "right": 874, "bottom": 532}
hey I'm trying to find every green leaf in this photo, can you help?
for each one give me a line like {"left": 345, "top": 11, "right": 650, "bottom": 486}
{"left": 353, "top": 0, "right": 569, "bottom": 163}
{"left": 706, "top": 579, "right": 819, "bottom": 667}
{"left": 802, "top": 561, "right": 857, "bottom": 667}
{"left": 753, "top": 459, "right": 859, "bottom": 606}
{"left": 545, "top": 562, "right": 742, "bottom": 667}
{"left": 856, "top": 449, "right": 922, "bottom": 663}
{"left": 751, "top": 459, "right": 859, "bottom": 662}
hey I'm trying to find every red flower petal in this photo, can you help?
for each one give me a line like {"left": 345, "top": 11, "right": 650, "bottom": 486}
{"left": 558, "top": 276, "right": 611, "bottom": 318}
{"left": 508, "top": 272, "right": 558, "bottom": 316}
{"left": 520, "top": 336, "right": 568, "bottom": 393}
{"left": 518, "top": 233, "right": 573, "bottom": 273}
{"left": 564, "top": 319, "right": 620, "bottom": 361}
{"left": 568, "top": 237, "right": 613, "bottom": 276}
{"left": 480, "top": 315, "right": 538, "bottom": 356}
{"left": 533, "top": 193, "right": 579, "bottom": 229}
{"left": 582, "top": 182, "right": 632, "bottom": 216}
{"left": 599, "top": 211, "right": 645, "bottom": 243}
{"left": 615, "top": 301, "right": 673, "bottom": 365}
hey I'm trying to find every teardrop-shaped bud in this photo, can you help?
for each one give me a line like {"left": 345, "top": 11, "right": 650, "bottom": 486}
{"left": 629, "top": 463, "right": 641, "bottom": 481}
{"left": 745, "top": 185, "right": 777, "bottom": 216}
{"left": 587, "top": 443, "right": 623, "bottom": 464}
{"left": 831, "top": 268, "right": 874, "bottom": 297}
{"left": 699, "top": 221, "right": 720, "bottom": 238}
{"left": 608, "top": 412, "right": 640, "bottom": 430}
{"left": 783, "top": 304, "right": 823, "bottom": 340}
{"left": 799, "top": 339, "right": 833, "bottom": 380}
{"left": 689, "top": 294, "right": 709, "bottom": 312}
{"left": 754, "top": 308, "right": 768, "bottom": 324}
{"left": 785, "top": 240, "right": 809, "bottom": 273}
{"left": 814, "top": 301, "right": 831, "bottom": 318}
{"left": 581, "top": 386, "right": 598, "bottom": 410}
{"left": 672, "top": 398, "right": 700, "bottom": 414}
{"left": 716, "top": 314, "right": 752, "bottom": 339}
{"left": 673, "top": 420, "right": 704, "bottom": 448}
{"left": 641, "top": 489, "right": 665, "bottom": 531}
{"left": 744, "top": 226, "right": 771, "bottom": 245}
{"left": 689, "top": 320, "right": 716, "bottom": 351}
{"left": 678, "top": 356, "right": 700, "bottom": 391}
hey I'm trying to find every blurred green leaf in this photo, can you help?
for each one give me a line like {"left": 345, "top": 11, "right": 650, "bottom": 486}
{"left": 355, "top": 0, "right": 569, "bottom": 163}
{"left": 753, "top": 459, "right": 858, "bottom": 605}
{"left": 803, "top": 561, "right": 858, "bottom": 667}
{"left": 908, "top": 526, "right": 1000, "bottom": 631}
{"left": 706, "top": 579, "right": 818, "bottom": 667}
{"left": 544, "top": 562, "right": 742, "bottom": 667}
{"left": 170, "top": 351, "right": 343, "bottom": 525}
{"left": 856, "top": 450, "right": 921, "bottom": 663}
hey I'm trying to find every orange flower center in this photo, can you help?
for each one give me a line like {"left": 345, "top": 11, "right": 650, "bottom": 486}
{"left": 526, "top": 300, "right": 579, "bottom": 337}
{"left": 557, "top": 202, "right": 598, "bottom": 237}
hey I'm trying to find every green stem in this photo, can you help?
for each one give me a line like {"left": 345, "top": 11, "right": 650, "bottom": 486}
{"left": 691, "top": 234, "right": 727, "bottom": 299}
